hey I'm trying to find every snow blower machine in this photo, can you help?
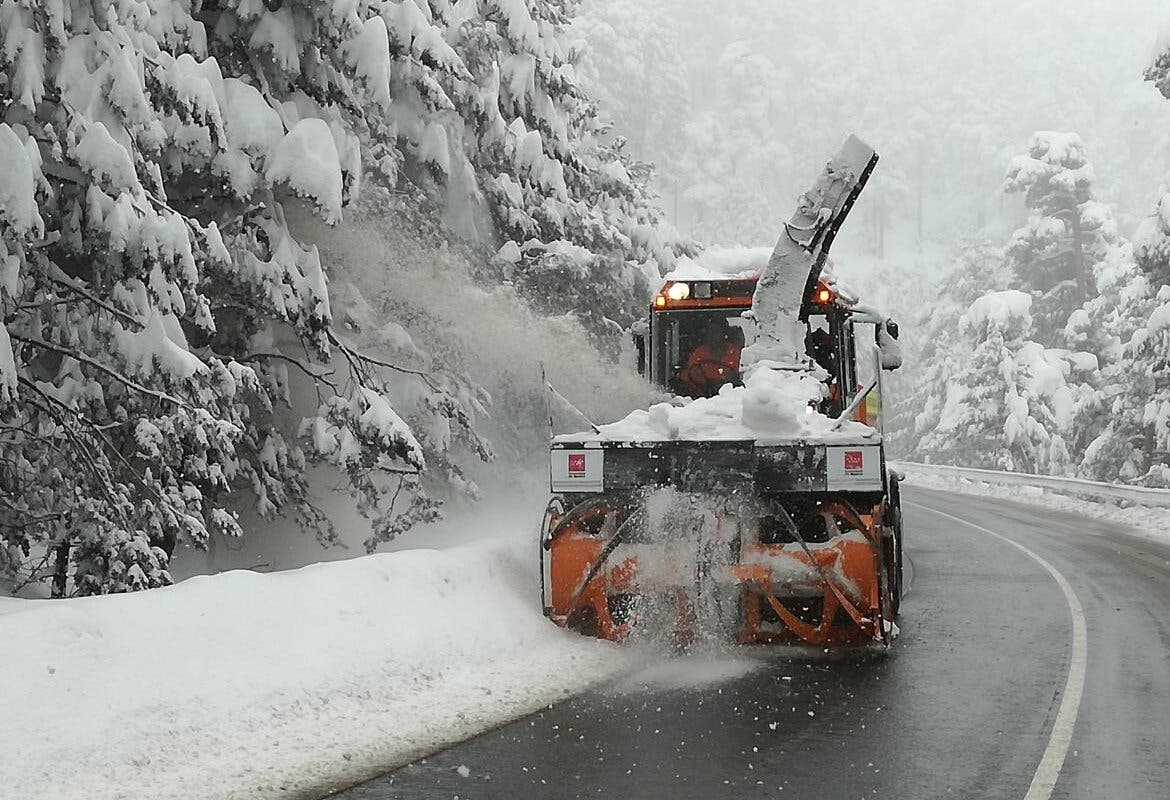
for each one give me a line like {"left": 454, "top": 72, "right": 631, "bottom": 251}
{"left": 540, "top": 136, "right": 906, "bottom": 647}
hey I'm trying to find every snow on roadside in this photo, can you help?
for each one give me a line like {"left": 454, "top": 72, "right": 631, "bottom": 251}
{"left": 2, "top": 537, "right": 636, "bottom": 800}
{"left": 900, "top": 466, "right": 1170, "bottom": 545}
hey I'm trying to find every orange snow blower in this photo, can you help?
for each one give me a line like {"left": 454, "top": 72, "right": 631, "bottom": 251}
{"left": 540, "top": 447, "right": 903, "bottom": 647}
{"left": 540, "top": 136, "right": 905, "bottom": 648}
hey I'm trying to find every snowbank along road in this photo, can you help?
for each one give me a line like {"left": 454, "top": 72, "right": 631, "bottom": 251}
{"left": 334, "top": 485, "right": 1170, "bottom": 800}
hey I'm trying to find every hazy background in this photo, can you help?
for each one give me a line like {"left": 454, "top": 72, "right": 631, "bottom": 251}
{"left": 575, "top": 0, "right": 1170, "bottom": 258}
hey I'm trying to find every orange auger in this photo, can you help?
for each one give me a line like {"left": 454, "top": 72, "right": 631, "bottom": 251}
{"left": 735, "top": 502, "right": 894, "bottom": 646}
{"left": 541, "top": 492, "right": 899, "bottom": 647}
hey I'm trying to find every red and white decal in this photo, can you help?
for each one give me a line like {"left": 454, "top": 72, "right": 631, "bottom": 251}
{"left": 843, "top": 450, "right": 864, "bottom": 474}
{"left": 550, "top": 449, "right": 605, "bottom": 493}
{"left": 826, "top": 445, "right": 882, "bottom": 490}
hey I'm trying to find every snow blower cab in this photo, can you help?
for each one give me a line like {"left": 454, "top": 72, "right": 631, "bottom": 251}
{"left": 541, "top": 136, "right": 906, "bottom": 648}
{"left": 638, "top": 272, "right": 897, "bottom": 422}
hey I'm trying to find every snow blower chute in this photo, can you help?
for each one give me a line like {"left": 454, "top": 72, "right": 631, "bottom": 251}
{"left": 540, "top": 136, "right": 905, "bottom": 647}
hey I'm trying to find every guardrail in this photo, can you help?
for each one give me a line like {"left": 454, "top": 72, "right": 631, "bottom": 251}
{"left": 892, "top": 462, "right": 1170, "bottom": 509}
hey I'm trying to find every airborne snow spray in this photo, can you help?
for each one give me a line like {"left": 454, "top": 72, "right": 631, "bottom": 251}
{"left": 623, "top": 488, "right": 746, "bottom": 653}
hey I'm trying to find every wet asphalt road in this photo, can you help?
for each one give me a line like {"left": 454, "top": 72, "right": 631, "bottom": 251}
{"left": 334, "top": 486, "right": 1170, "bottom": 800}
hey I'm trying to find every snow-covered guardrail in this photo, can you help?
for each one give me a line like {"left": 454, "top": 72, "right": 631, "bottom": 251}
{"left": 893, "top": 462, "right": 1170, "bottom": 509}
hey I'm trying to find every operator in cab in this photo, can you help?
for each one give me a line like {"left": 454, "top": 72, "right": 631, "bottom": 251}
{"left": 680, "top": 318, "right": 743, "bottom": 398}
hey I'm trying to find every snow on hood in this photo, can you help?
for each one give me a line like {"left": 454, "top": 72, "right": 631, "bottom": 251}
{"left": 558, "top": 366, "right": 877, "bottom": 445}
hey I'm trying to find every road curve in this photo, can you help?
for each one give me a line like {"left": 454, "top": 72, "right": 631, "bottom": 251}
{"left": 332, "top": 486, "right": 1170, "bottom": 800}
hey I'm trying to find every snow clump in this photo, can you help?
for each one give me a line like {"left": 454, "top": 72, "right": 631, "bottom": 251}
{"left": 266, "top": 119, "right": 345, "bottom": 223}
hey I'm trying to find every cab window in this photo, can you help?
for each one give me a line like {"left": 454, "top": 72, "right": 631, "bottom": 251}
{"left": 652, "top": 310, "right": 756, "bottom": 397}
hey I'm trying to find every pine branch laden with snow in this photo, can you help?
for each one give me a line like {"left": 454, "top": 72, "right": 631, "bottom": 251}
{"left": 0, "top": 0, "right": 684, "bottom": 595}
{"left": 0, "top": 0, "right": 493, "bottom": 596}
{"left": 899, "top": 238, "right": 1012, "bottom": 455}
{"left": 1145, "top": 40, "right": 1170, "bottom": 101}
{"left": 1002, "top": 131, "right": 1113, "bottom": 345}
{"left": 919, "top": 290, "right": 1080, "bottom": 475}
{"left": 443, "top": 0, "right": 692, "bottom": 341}
{"left": 1083, "top": 50, "right": 1170, "bottom": 487}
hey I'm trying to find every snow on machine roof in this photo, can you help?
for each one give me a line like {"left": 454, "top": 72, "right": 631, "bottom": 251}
{"left": 663, "top": 246, "right": 773, "bottom": 283}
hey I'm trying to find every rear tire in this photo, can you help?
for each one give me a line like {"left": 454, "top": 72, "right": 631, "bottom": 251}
{"left": 883, "top": 479, "right": 904, "bottom": 620}
{"left": 889, "top": 507, "right": 903, "bottom": 619}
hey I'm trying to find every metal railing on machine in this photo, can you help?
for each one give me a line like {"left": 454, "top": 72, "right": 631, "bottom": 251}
{"left": 892, "top": 462, "right": 1170, "bottom": 509}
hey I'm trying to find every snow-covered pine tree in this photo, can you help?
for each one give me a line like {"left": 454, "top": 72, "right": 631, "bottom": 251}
{"left": 1003, "top": 132, "right": 1113, "bottom": 345}
{"left": 0, "top": 0, "right": 493, "bottom": 595}
{"left": 919, "top": 290, "right": 1075, "bottom": 473}
{"left": 919, "top": 291, "right": 1031, "bottom": 469}
{"left": 1145, "top": 35, "right": 1170, "bottom": 114}
{"left": 1086, "top": 45, "right": 1170, "bottom": 485}
{"left": 441, "top": 0, "right": 689, "bottom": 354}
{"left": 1061, "top": 235, "right": 1151, "bottom": 475}
{"left": 1, "top": 0, "right": 684, "bottom": 595}
{"left": 901, "top": 239, "right": 1011, "bottom": 457}
{"left": 1115, "top": 287, "right": 1170, "bottom": 485}
{"left": 1080, "top": 293, "right": 1166, "bottom": 484}
{"left": 1137, "top": 38, "right": 1170, "bottom": 291}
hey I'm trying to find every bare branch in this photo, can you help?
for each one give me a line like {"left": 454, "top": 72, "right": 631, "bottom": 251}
{"left": 11, "top": 334, "right": 191, "bottom": 408}
{"left": 17, "top": 381, "right": 127, "bottom": 518}
{"left": 0, "top": 504, "right": 64, "bottom": 528}
{"left": 242, "top": 351, "right": 339, "bottom": 390}
{"left": 11, "top": 549, "right": 57, "bottom": 595}
{"left": 48, "top": 276, "right": 146, "bottom": 330}
{"left": 16, "top": 376, "right": 192, "bottom": 526}
{"left": 327, "top": 330, "right": 439, "bottom": 390}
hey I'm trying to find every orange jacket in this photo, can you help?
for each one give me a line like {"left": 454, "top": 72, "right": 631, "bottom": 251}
{"left": 681, "top": 343, "right": 742, "bottom": 394}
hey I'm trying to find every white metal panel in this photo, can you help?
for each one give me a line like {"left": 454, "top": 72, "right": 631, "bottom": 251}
{"left": 826, "top": 445, "right": 883, "bottom": 490}
{"left": 550, "top": 449, "right": 605, "bottom": 493}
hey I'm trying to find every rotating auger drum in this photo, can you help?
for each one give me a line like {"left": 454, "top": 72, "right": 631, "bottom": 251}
{"left": 539, "top": 442, "right": 903, "bottom": 648}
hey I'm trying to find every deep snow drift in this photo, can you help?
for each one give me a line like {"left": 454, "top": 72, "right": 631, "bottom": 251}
{"left": 1, "top": 535, "right": 636, "bottom": 800}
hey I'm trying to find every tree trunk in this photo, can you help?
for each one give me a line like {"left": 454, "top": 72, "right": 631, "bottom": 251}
{"left": 1070, "top": 208, "right": 1089, "bottom": 304}
{"left": 51, "top": 539, "right": 70, "bottom": 598}
{"left": 1143, "top": 421, "right": 1156, "bottom": 476}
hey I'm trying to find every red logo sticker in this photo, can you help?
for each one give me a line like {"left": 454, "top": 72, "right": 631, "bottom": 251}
{"left": 844, "top": 451, "right": 864, "bottom": 473}
{"left": 567, "top": 453, "right": 587, "bottom": 475}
